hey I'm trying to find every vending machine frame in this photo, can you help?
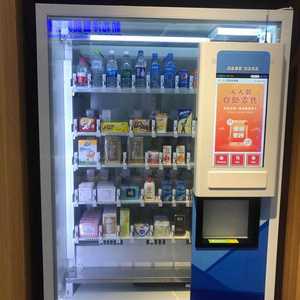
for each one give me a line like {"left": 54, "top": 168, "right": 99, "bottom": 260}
{"left": 36, "top": 4, "right": 293, "bottom": 300}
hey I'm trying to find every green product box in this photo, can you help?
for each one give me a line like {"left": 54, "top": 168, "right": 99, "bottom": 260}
{"left": 120, "top": 208, "right": 130, "bottom": 237}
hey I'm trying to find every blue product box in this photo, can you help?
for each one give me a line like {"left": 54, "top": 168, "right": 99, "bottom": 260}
{"left": 120, "top": 184, "right": 139, "bottom": 200}
{"left": 175, "top": 181, "right": 186, "bottom": 201}
{"left": 162, "top": 180, "right": 172, "bottom": 201}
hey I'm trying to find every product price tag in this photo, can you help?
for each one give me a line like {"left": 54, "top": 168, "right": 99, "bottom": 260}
{"left": 73, "top": 190, "right": 79, "bottom": 207}
{"left": 173, "top": 152, "right": 177, "bottom": 170}
{"left": 74, "top": 226, "right": 79, "bottom": 244}
{"left": 72, "top": 119, "right": 78, "bottom": 139}
{"left": 96, "top": 119, "right": 101, "bottom": 137}
{"left": 123, "top": 152, "right": 127, "bottom": 170}
{"left": 192, "top": 120, "right": 196, "bottom": 138}
{"left": 92, "top": 190, "right": 97, "bottom": 207}
{"left": 73, "top": 152, "right": 78, "bottom": 171}
{"left": 173, "top": 120, "right": 178, "bottom": 138}
{"left": 97, "top": 152, "right": 101, "bottom": 170}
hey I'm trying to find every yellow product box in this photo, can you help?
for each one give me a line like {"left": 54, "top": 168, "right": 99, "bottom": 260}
{"left": 78, "top": 140, "right": 97, "bottom": 165}
{"left": 101, "top": 122, "right": 129, "bottom": 133}
{"left": 120, "top": 208, "right": 130, "bottom": 237}
{"left": 178, "top": 109, "right": 192, "bottom": 134}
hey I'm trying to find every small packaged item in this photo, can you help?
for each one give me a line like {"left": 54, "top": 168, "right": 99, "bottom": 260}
{"left": 144, "top": 175, "right": 155, "bottom": 201}
{"left": 127, "top": 137, "right": 144, "bottom": 164}
{"left": 78, "top": 182, "right": 94, "bottom": 202}
{"left": 97, "top": 181, "right": 116, "bottom": 202}
{"left": 134, "top": 223, "right": 150, "bottom": 237}
{"left": 162, "top": 145, "right": 172, "bottom": 165}
{"left": 79, "top": 117, "right": 96, "bottom": 132}
{"left": 79, "top": 210, "right": 102, "bottom": 237}
{"left": 176, "top": 145, "right": 185, "bottom": 164}
{"left": 78, "top": 139, "right": 97, "bottom": 165}
{"left": 154, "top": 215, "right": 170, "bottom": 237}
{"left": 104, "top": 136, "right": 121, "bottom": 164}
{"left": 155, "top": 113, "right": 168, "bottom": 133}
{"left": 120, "top": 184, "right": 139, "bottom": 200}
{"left": 148, "top": 150, "right": 159, "bottom": 164}
{"left": 133, "top": 119, "right": 150, "bottom": 133}
{"left": 101, "top": 122, "right": 129, "bottom": 133}
{"left": 102, "top": 207, "right": 117, "bottom": 237}
{"left": 191, "top": 69, "right": 198, "bottom": 88}
{"left": 174, "top": 214, "right": 186, "bottom": 236}
{"left": 175, "top": 181, "right": 186, "bottom": 201}
{"left": 178, "top": 109, "right": 192, "bottom": 133}
{"left": 161, "top": 180, "right": 172, "bottom": 201}
{"left": 178, "top": 69, "right": 189, "bottom": 88}
{"left": 120, "top": 208, "right": 130, "bottom": 237}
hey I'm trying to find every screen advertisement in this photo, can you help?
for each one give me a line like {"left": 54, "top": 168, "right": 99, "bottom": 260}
{"left": 213, "top": 51, "right": 270, "bottom": 167}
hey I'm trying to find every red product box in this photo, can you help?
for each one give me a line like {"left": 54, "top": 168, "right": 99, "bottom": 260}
{"left": 79, "top": 117, "right": 96, "bottom": 132}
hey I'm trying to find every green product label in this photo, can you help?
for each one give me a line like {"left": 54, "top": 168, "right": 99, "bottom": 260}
{"left": 121, "top": 69, "right": 132, "bottom": 79}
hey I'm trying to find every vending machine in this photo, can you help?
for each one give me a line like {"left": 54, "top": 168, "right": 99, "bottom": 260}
{"left": 35, "top": 4, "right": 293, "bottom": 299}
{"left": 191, "top": 43, "right": 287, "bottom": 300}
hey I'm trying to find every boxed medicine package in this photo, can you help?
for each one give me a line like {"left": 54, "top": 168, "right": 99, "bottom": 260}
{"left": 102, "top": 207, "right": 117, "bottom": 237}
{"left": 79, "top": 210, "right": 102, "bottom": 238}
{"left": 153, "top": 215, "right": 170, "bottom": 237}
{"left": 120, "top": 208, "right": 130, "bottom": 237}
{"left": 78, "top": 182, "right": 94, "bottom": 202}
{"left": 97, "top": 181, "right": 116, "bottom": 202}
{"left": 78, "top": 139, "right": 97, "bottom": 165}
{"left": 178, "top": 109, "right": 192, "bottom": 134}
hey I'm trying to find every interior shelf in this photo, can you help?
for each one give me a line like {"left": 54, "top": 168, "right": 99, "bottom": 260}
{"left": 74, "top": 132, "right": 194, "bottom": 138}
{"left": 74, "top": 200, "right": 192, "bottom": 207}
{"left": 66, "top": 266, "right": 191, "bottom": 284}
{"left": 77, "top": 231, "right": 190, "bottom": 243}
{"left": 73, "top": 87, "right": 196, "bottom": 94}
{"left": 76, "top": 163, "right": 194, "bottom": 169}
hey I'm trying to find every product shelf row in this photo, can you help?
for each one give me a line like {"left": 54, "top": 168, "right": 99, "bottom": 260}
{"left": 72, "top": 119, "right": 196, "bottom": 139}
{"left": 72, "top": 72, "right": 196, "bottom": 95}
{"left": 73, "top": 152, "right": 194, "bottom": 171}
{"left": 74, "top": 227, "right": 191, "bottom": 245}
{"left": 73, "top": 87, "right": 196, "bottom": 95}
{"left": 73, "top": 199, "right": 193, "bottom": 208}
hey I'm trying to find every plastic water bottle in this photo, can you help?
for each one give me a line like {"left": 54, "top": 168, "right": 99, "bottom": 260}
{"left": 164, "top": 53, "right": 175, "bottom": 88}
{"left": 150, "top": 53, "right": 160, "bottom": 88}
{"left": 106, "top": 50, "right": 118, "bottom": 88}
{"left": 135, "top": 50, "right": 146, "bottom": 88}
{"left": 91, "top": 50, "right": 104, "bottom": 87}
{"left": 121, "top": 51, "right": 132, "bottom": 88}
{"left": 77, "top": 57, "right": 89, "bottom": 87}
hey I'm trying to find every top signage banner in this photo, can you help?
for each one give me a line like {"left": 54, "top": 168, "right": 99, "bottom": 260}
{"left": 216, "top": 51, "right": 270, "bottom": 74}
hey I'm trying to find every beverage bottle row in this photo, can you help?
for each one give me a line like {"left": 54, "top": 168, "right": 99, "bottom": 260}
{"left": 76, "top": 50, "right": 178, "bottom": 89}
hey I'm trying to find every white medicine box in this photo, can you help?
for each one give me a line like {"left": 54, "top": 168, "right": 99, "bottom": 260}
{"left": 97, "top": 181, "right": 116, "bottom": 202}
{"left": 78, "top": 182, "right": 94, "bottom": 202}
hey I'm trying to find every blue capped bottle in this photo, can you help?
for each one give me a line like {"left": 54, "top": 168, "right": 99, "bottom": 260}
{"left": 164, "top": 53, "right": 175, "bottom": 88}
{"left": 150, "top": 53, "right": 160, "bottom": 88}
{"left": 106, "top": 50, "right": 118, "bottom": 88}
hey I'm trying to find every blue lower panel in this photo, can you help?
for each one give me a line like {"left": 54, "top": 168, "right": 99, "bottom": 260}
{"left": 191, "top": 288, "right": 264, "bottom": 300}
{"left": 191, "top": 220, "right": 269, "bottom": 298}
